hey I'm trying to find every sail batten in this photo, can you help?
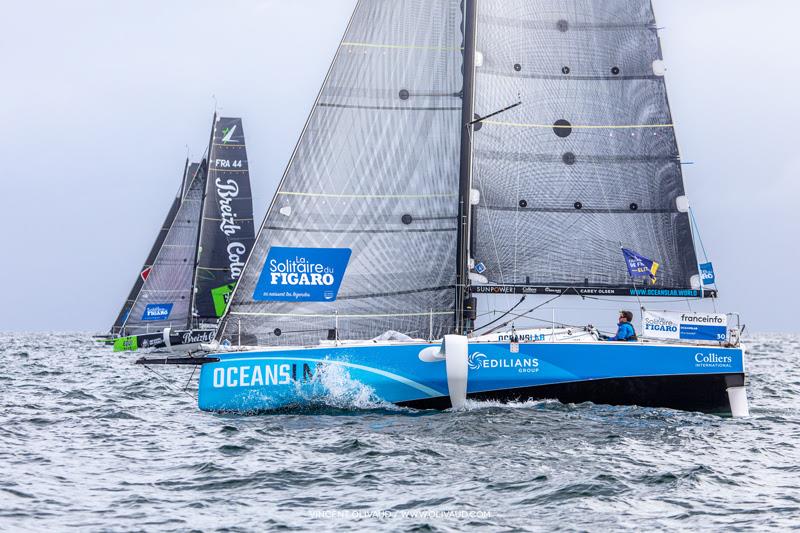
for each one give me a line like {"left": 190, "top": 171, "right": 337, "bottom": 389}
{"left": 481, "top": 207, "right": 677, "bottom": 214}
{"left": 229, "top": 311, "right": 453, "bottom": 319}
{"left": 481, "top": 120, "right": 674, "bottom": 129}
{"left": 342, "top": 41, "right": 463, "bottom": 52}
{"left": 277, "top": 191, "right": 456, "bottom": 199}
{"left": 318, "top": 103, "right": 461, "bottom": 111}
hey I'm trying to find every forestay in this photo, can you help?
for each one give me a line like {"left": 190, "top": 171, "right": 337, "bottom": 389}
{"left": 122, "top": 162, "right": 207, "bottom": 334}
{"left": 220, "top": 0, "right": 465, "bottom": 346}
{"left": 469, "top": 0, "right": 700, "bottom": 290}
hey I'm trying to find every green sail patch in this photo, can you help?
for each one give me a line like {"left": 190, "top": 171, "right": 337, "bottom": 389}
{"left": 211, "top": 283, "right": 237, "bottom": 317}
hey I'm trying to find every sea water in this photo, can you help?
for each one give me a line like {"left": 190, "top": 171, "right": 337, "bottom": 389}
{"left": 1, "top": 333, "right": 798, "bottom": 531}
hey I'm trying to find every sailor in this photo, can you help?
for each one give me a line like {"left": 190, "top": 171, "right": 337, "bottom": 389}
{"left": 606, "top": 310, "right": 638, "bottom": 342}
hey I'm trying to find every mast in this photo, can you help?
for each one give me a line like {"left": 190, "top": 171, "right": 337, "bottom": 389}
{"left": 189, "top": 113, "right": 217, "bottom": 329}
{"left": 455, "top": 0, "right": 478, "bottom": 335}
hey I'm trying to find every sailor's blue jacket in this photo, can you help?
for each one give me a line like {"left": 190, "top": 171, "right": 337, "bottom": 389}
{"left": 610, "top": 322, "right": 637, "bottom": 341}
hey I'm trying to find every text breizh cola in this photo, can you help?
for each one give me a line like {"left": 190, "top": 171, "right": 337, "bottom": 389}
{"left": 270, "top": 256, "right": 336, "bottom": 287}
{"left": 215, "top": 177, "right": 246, "bottom": 280}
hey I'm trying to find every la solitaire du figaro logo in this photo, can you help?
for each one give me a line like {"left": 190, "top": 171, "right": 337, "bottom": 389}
{"left": 643, "top": 314, "right": 678, "bottom": 334}
{"left": 253, "top": 247, "right": 352, "bottom": 303}
{"left": 142, "top": 303, "right": 173, "bottom": 321}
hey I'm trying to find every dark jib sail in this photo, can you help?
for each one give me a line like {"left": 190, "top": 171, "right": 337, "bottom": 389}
{"left": 193, "top": 117, "right": 256, "bottom": 322}
{"left": 219, "top": 0, "right": 464, "bottom": 346}
{"left": 110, "top": 160, "right": 197, "bottom": 335}
{"left": 121, "top": 161, "right": 208, "bottom": 335}
{"left": 468, "top": 0, "right": 702, "bottom": 294}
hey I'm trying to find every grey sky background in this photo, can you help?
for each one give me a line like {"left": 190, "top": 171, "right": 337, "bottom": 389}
{"left": 1, "top": 0, "right": 797, "bottom": 333}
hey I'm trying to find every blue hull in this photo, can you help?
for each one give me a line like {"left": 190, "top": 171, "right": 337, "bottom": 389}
{"left": 197, "top": 342, "right": 746, "bottom": 414}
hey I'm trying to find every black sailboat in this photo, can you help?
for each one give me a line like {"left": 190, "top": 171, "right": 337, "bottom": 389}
{"left": 193, "top": 117, "right": 256, "bottom": 325}
{"left": 111, "top": 116, "right": 255, "bottom": 352}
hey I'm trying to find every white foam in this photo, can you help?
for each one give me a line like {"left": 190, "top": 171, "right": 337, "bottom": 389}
{"left": 298, "top": 363, "right": 399, "bottom": 411}
{"left": 459, "top": 398, "right": 564, "bottom": 411}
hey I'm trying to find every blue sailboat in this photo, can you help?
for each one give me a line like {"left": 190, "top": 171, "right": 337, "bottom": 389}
{"left": 139, "top": 0, "right": 748, "bottom": 416}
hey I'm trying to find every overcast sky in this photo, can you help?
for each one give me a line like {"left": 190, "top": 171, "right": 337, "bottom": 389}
{"left": 1, "top": 0, "right": 798, "bottom": 333}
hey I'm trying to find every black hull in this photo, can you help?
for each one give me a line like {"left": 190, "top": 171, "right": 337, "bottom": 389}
{"left": 110, "top": 329, "right": 216, "bottom": 352}
{"left": 399, "top": 373, "right": 746, "bottom": 415}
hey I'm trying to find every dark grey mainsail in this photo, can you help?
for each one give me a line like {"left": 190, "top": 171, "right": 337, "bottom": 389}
{"left": 110, "top": 160, "right": 194, "bottom": 335}
{"left": 122, "top": 161, "right": 207, "bottom": 335}
{"left": 220, "top": 0, "right": 464, "bottom": 346}
{"left": 469, "top": 0, "right": 700, "bottom": 291}
{"left": 193, "top": 117, "right": 256, "bottom": 321}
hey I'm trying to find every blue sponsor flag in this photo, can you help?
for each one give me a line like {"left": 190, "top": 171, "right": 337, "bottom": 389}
{"left": 622, "top": 248, "right": 660, "bottom": 284}
{"left": 700, "top": 262, "right": 716, "bottom": 285}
